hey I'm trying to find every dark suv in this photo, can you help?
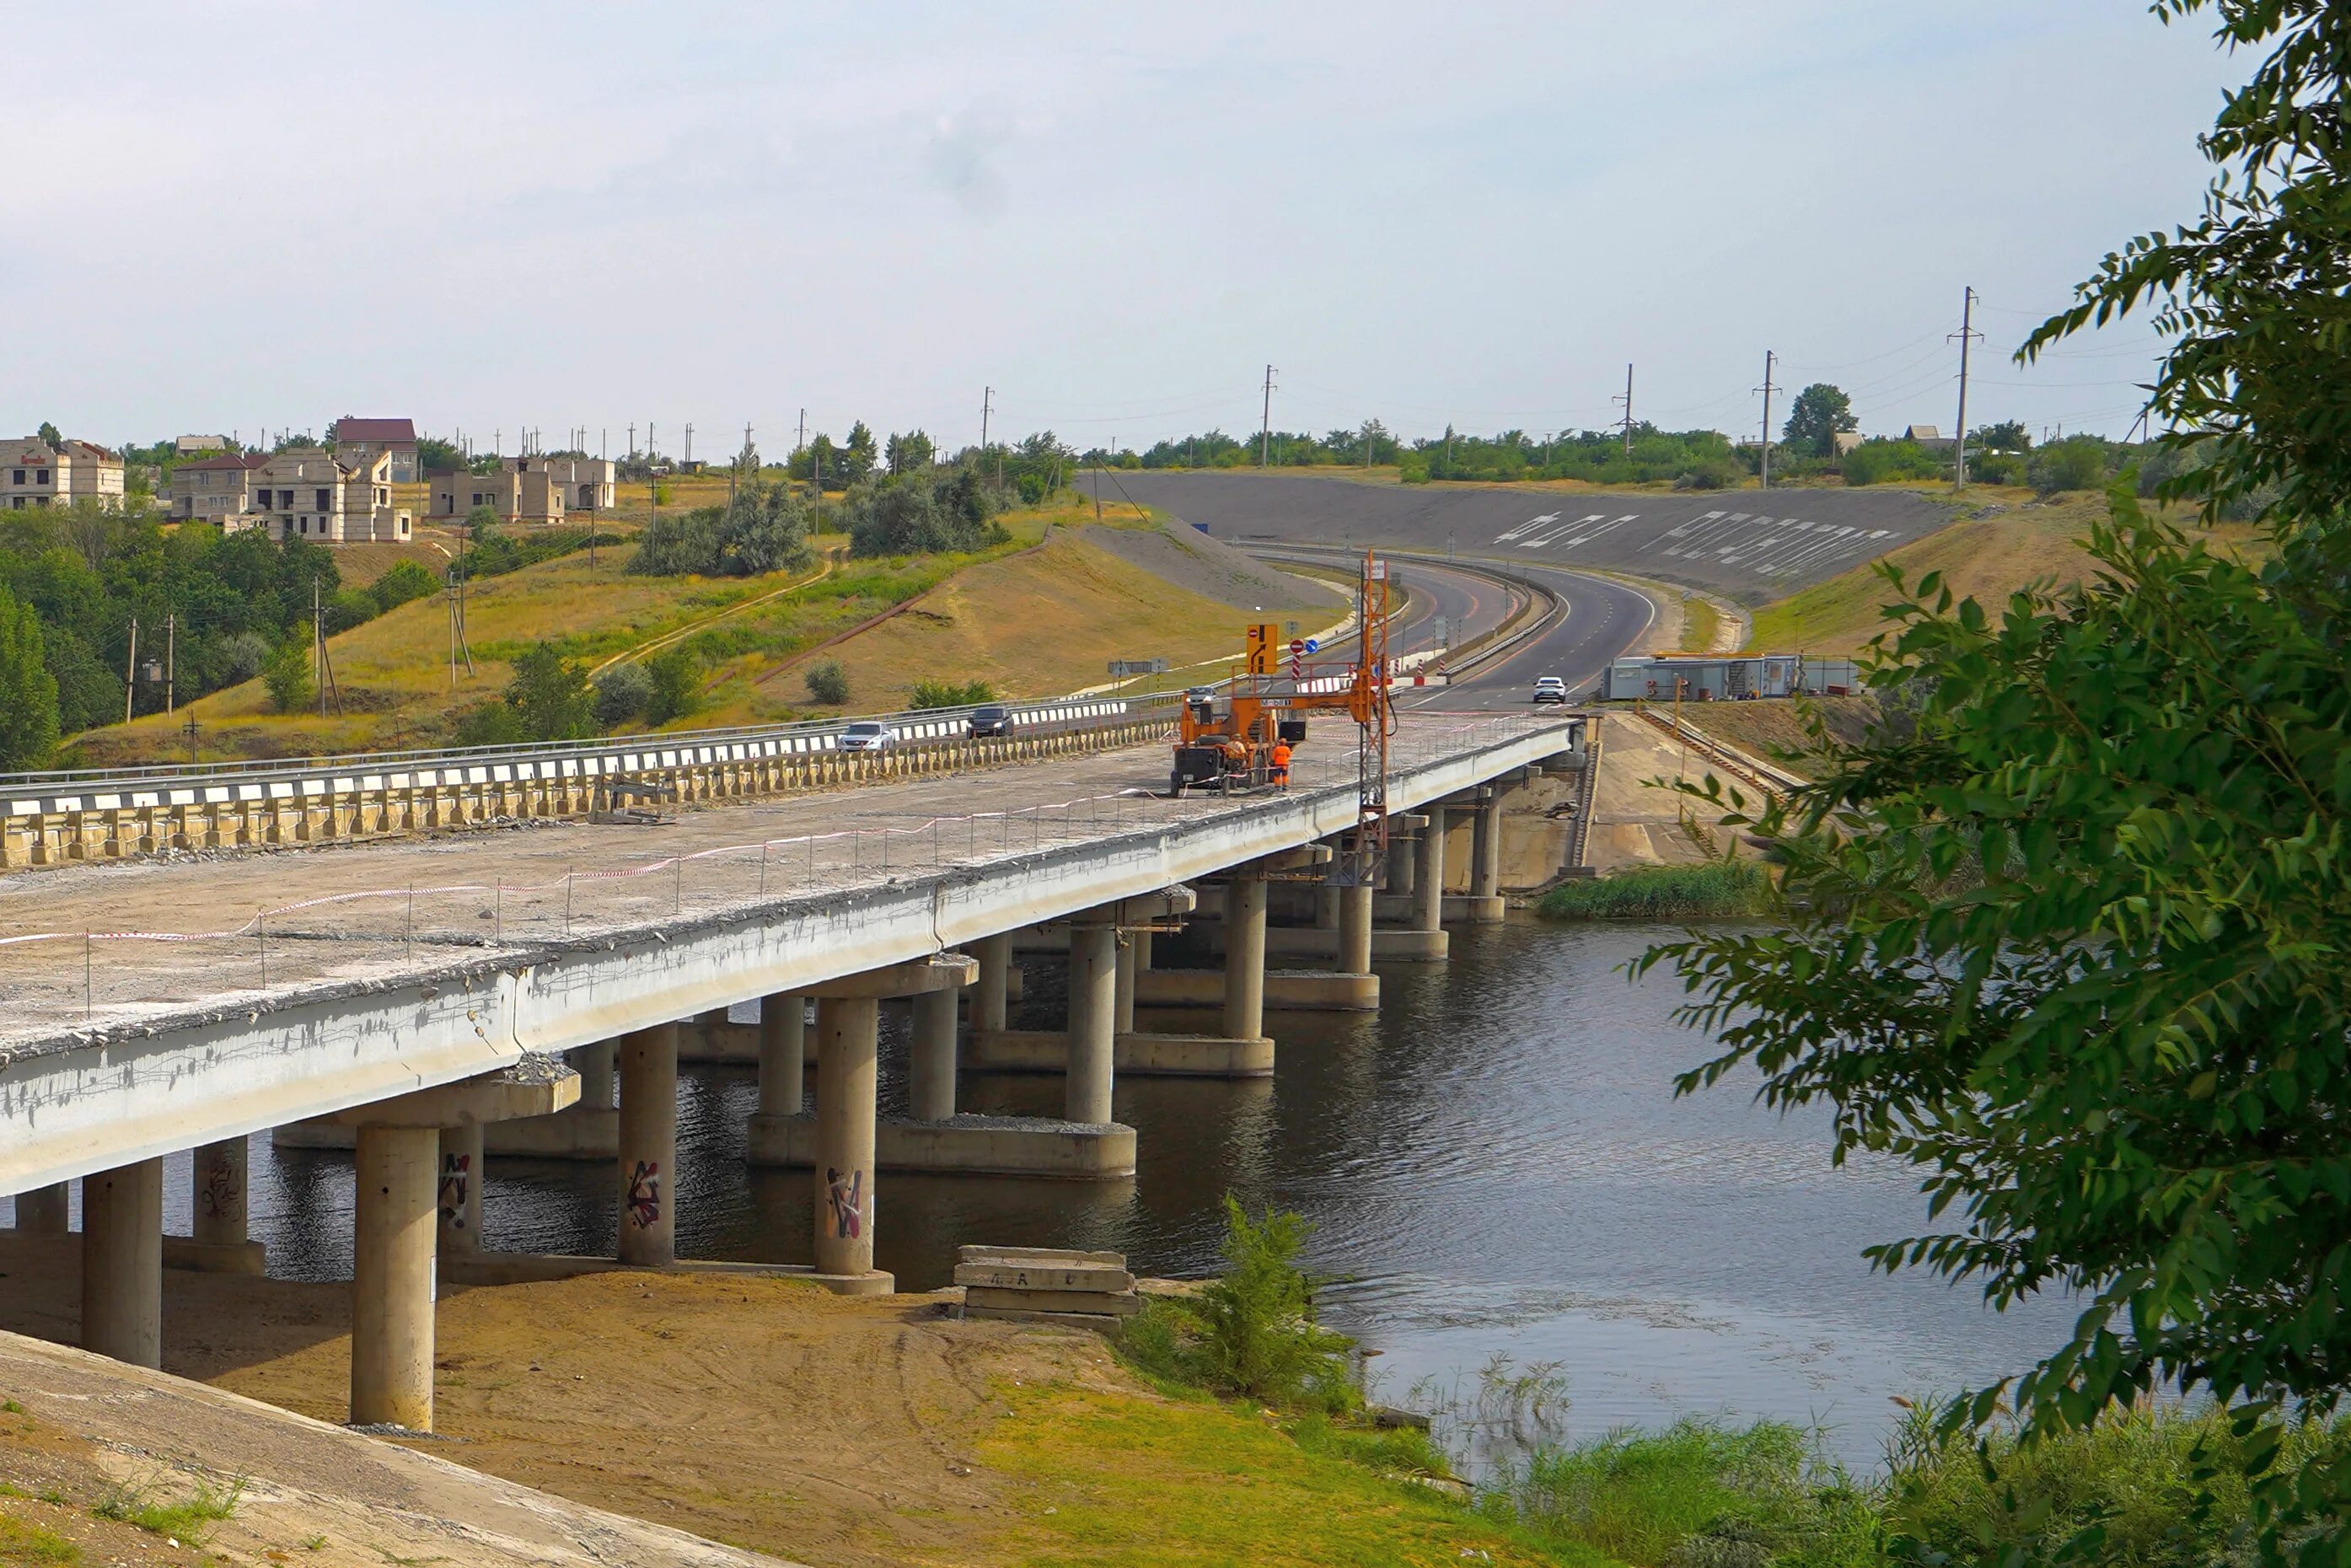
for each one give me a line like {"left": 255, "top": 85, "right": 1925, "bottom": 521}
{"left": 969, "top": 704, "right": 1013, "bottom": 737}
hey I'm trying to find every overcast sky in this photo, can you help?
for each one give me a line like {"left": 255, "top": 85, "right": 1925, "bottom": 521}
{"left": 5, "top": 1, "right": 2244, "bottom": 454}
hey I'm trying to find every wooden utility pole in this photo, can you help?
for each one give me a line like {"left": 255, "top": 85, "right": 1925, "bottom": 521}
{"left": 124, "top": 618, "right": 137, "bottom": 723}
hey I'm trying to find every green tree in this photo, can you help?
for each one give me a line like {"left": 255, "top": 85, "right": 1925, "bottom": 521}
{"left": 842, "top": 421, "right": 878, "bottom": 484}
{"left": 0, "top": 586, "right": 61, "bottom": 768}
{"left": 367, "top": 559, "right": 440, "bottom": 615}
{"left": 1972, "top": 419, "right": 2032, "bottom": 453}
{"left": 35, "top": 422, "right": 61, "bottom": 449}
{"left": 592, "top": 662, "right": 654, "bottom": 728}
{"left": 261, "top": 639, "right": 313, "bottom": 714}
{"left": 1669, "top": 8, "right": 2351, "bottom": 1562}
{"left": 501, "top": 642, "right": 595, "bottom": 741}
{"left": 42, "top": 626, "right": 120, "bottom": 734}
{"left": 643, "top": 646, "right": 702, "bottom": 725}
{"left": 803, "top": 659, "right": 848, "bottom": 705}
{"left": 884, "top": 429, "right": 934, "bottom": 475}
{"left": 1780, "top": 384, "right": 1855, "bottom": 459}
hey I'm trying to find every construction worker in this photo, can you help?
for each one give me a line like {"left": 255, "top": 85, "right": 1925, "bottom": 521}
{"left": 1269, "top": 737, "right": 1293, "bottom": 791}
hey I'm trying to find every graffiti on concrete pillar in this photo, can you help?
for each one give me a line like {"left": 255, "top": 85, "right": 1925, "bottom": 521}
{"left": 437, "top": 1152, "right": 472, "bottom": 1232}
{"left": 197, "top": 1156, "right": 241, "bottom": 1220}
{"left": 626, "top": 1160, "right": 662, "bottom": 1229}
{"left": 824, "top": 1167, "right": 863, "bottom": 1241}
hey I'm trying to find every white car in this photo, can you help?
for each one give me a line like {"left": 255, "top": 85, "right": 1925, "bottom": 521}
{"left": 1532, "top": 677, "right": 1570, "bottom": 705}
{"left": 838, "top": 720, "right": 894, "bottom": 753}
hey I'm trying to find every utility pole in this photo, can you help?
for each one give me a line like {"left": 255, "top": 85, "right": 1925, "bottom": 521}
{"left": 627, "top": 422, "right": 636, "bottom": 460}
{"left": 1259, "top": 364, "right": 1278, "bottom": 468}
{"left": 164, "top": 611, "right": 175, "bottom": 717}
{"left": 684, "top": 422, "right": 694, "bottom": 466}
{"left": 1615, "top": 363, "right": 1635, "bottom": 455}
{"left": 982, "top": 387, "right": 1000, "bottom": 485}
{"left": 124, "top": 618, "right": 137, "bottom": 723}
{"left": 1754, "top": 350, "right": 1780, "bottom": 491}
{"left": 1951, "top": 285, "right": 1982, "bottom": 489}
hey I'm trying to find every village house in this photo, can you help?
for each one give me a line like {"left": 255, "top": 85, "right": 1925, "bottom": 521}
{"left": 428, "top": 455, "right": 569, "bottom": 523}
{"left": 1, "top": 437, "right": 127, "bottom": 510}
{"left": 169, "top": 451, "right": 269, "bottom": 522}
{"left": 233, "top": 448, "right": 411, "bottom": 542}
{"left": 537, "top": 455, "right": 617, "bottom": 511}
{"left": 330, "top": 416, "right": 421, "bottom": 483}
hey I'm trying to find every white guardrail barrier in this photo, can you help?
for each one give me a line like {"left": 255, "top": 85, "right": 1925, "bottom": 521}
{"left": 0, "top": 694, "right": 1182, "bottom": 869}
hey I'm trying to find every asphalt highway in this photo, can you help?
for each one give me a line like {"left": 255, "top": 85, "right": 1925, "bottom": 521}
{"left": 1099, "top": 470, "right": 1950, "bottom": 606}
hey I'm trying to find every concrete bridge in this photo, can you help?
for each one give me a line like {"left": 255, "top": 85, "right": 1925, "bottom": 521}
{"left": 0, "top": 701, "right": 1580, "bottom": 1436}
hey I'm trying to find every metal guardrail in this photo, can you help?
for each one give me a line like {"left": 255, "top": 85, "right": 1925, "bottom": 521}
{"left": 0, "top": 692, "right": 1183, "bottom": 817}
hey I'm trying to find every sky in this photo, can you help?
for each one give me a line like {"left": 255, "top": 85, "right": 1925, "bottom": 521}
{"left": 3, "top": 1, "right": 2247, "bottom": 455}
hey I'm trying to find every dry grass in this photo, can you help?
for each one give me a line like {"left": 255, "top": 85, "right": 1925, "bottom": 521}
{"left": 1745, "top": 489, "right": 2268, "bottom": 655}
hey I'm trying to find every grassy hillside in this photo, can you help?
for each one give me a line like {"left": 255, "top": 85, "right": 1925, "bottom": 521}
{"left": 1745, "top": 487, "right": 2267, "bottom": 655}
{"left": 61, "top": 494, "right": 1333, "bottom": 764}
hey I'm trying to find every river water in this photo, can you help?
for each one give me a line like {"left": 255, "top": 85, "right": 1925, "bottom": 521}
{"left": 50, "top": 916, "right": 2075, "bottom": 1471}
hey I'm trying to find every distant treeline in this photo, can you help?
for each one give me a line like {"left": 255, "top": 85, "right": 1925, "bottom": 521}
{"left": 1082, "top": 422, "right": 1748, "bottom": 490}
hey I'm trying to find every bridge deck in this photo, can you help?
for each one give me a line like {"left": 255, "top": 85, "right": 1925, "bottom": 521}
{"left": 0, "top": 714, "right": 1547, "bottom": 1054}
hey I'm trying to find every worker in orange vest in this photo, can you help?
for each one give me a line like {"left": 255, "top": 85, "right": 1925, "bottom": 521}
{"left": 1269, "top": 738, "right": 1293, "bottom": 791}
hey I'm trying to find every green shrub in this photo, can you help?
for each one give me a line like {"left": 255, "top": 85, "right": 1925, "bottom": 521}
{"left": 644, "top": 646, "right": 702, "bottom": 725}
{"left": 804, "top": 659, "right": 849, "bottom": 706}
{"left": 1840, "top": 438, "right": 1946, "bottom": 486}
{"left": 368, "top": 559, "right": 440, "bottom": 614}
{"left": 1486, "top": 1419, "right": 1876, "bottom": 1568}
{"left": 501, "top": 642, "right": 597, "bottom": 741}
{"left": 451, "top": 701, "right": 523, "bottom": 747}
{"left": 261, "top": 639, "right": 313, "bottom": 714}
{"left": 907, "top": 677, "right": 994, "bottom": 710}
{"left": 1537, "top": 861, "right": 1769, "bottom": 920}
{"left": 592, "top": 662, "right": 654, "bottom": 728}
{"left": 1118, "top": 1196, "right": 1358, "bottom": 1415}
{"left": 2027, "top": 436, "right": 2112, "bottom": 496}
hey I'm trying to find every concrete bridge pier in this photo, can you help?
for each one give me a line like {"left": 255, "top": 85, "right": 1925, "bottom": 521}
{"left": 617, "top": 1024, "right": 679, "bottom": 1268}
{"left": 333, "top": 1066, "right": 578, "bottom": 1431}
{"left": 437, "top": 1124, "right": 484, "bottom": 1254}
{"left": 908, "top": 987, "right": 960, "bottom": 1123}
{"left": 82, "top": 1159, "right": 162, "bottom": 1369}
{"left": 1065, "top": 920, "right": 1119, "bottom": 1125}
{"left": 180, "top": 1137, "right": 266, "bottom": 1273}
{"left": 1338, "top": 882, "right": 1374, "bottom": 977}
{"left": 1222, "top": 874, "right": 1269, "bottom": 1044}
{"left": 759, "top": 992, "right": 807, "bottom": 1117}
{"left": 1416, "top": 807, "right": 1448, "bottom": 933}
{"left": 971, "top": 933, "right": 1012, "bottom": 1036}
{"left": 14, "top": 1182, "right": 68, "bottom": 1235}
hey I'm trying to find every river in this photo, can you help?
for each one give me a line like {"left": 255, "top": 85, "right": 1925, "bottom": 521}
{"left": 60, "top": 916, "right": 2075, "bottom": 1472}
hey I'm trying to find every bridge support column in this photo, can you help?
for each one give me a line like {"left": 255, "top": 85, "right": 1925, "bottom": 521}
{"left": 580, "top": 1039, "right": 615, "bottom": 1109}
{"left": 1222, "top": 877, "right": 1268, "bottom": 1044}
{"left": 972, "top": 933, "right": 1012, "bottom": 1035}
{"left": 813, "top": 995, "right": 879, "bottom": 1279}
{"left": 909, "top": 987, "right": 959, "bottom": 1122}
{"left": 616, "top": 1023, "right": 679, "bottom": 1268}
{"left": 1464, "top": 789, "right": 1506, "bottom": 922}
{"left": 82, "top": 1159, "right": 162, "bottom": 1369}
{"left": 1416, "top": 808, "right": 1447, "bottom": 932}
{"left": 1116, "top": 937, "right": 1142, "bottom": 1044}
{"left": 193, "top": 1139, "right": 248, "bottom": 1248}
{"left": 1067, "top": 921, "right": 1119, "bottom": 1125}
{"left": 437, "top": 1123, "right": 483, "bottom": 1254}
{"left": 759, "top": 993, "right": 806, "bottom": 1116}
{"left": 15, "top": 1182, "right": 68, "bottom": 1235}
{"left": 333, "top": 1065, "right": 577, "bottom": 1431}
{"left": 352, "top": 1125, "right": 437, "bottom": 1429}
{"left": 1338, "top": 883, "right": 1374, "bottom": 976}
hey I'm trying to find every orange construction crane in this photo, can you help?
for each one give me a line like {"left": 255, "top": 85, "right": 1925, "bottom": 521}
{"left": 1169, "top": 550, "right": 1398, "bottom": 876}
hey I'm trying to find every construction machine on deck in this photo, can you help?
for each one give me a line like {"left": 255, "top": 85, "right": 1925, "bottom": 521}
{"left": 1169, "top": 550, "right": 1398, "bottom": 880}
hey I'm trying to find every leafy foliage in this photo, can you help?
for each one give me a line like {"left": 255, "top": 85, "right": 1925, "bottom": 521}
{"left": 906, "top": 677, "right": 995, "bottom": 710}
{"left": 803, "top": 659, "right": 849, "bottom": 705}
{"left": 499, "top": 642, "right": 596, "bottom": 741}
{"left": 260, "top": 639, "right": 313, "bottom": 714}
{"left": 626, "top": 481, "right": 812, "bottom": 578}
{"left": 844, "top": 469, "right": 1008, "bottom": 557}
{"left": 1839, "top": 438, "right": 1948, "bottom": 486}
{"left": 591, "top": 662, "right": 655, "bottom": 728}
{"left": 643, "top": 646, "right": 702, "bottom": 725}
{"left": 0, "top": 586, "right": 61, "bottom": 769}
{"left": 366, "top": 559, "right": 440, "bottom": 615}
{"left": 1120, "top": 1197, "right": 1358, "bottom": 1414}
{"left": 1783, "top": 384, "right": 1858, "bottom": 459}
{"left": 1536, "top": 861, "right": 1769, "bottom": 921}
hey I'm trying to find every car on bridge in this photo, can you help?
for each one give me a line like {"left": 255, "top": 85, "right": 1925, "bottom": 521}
{"left": 1532, "top": 676, "right": 1570, "bottom": 705}
{"left": 839, "top": 721, "right": 894, "bottom": 753}
{"left": 967, "top": 704, "right": 1013, "bottom": 738}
